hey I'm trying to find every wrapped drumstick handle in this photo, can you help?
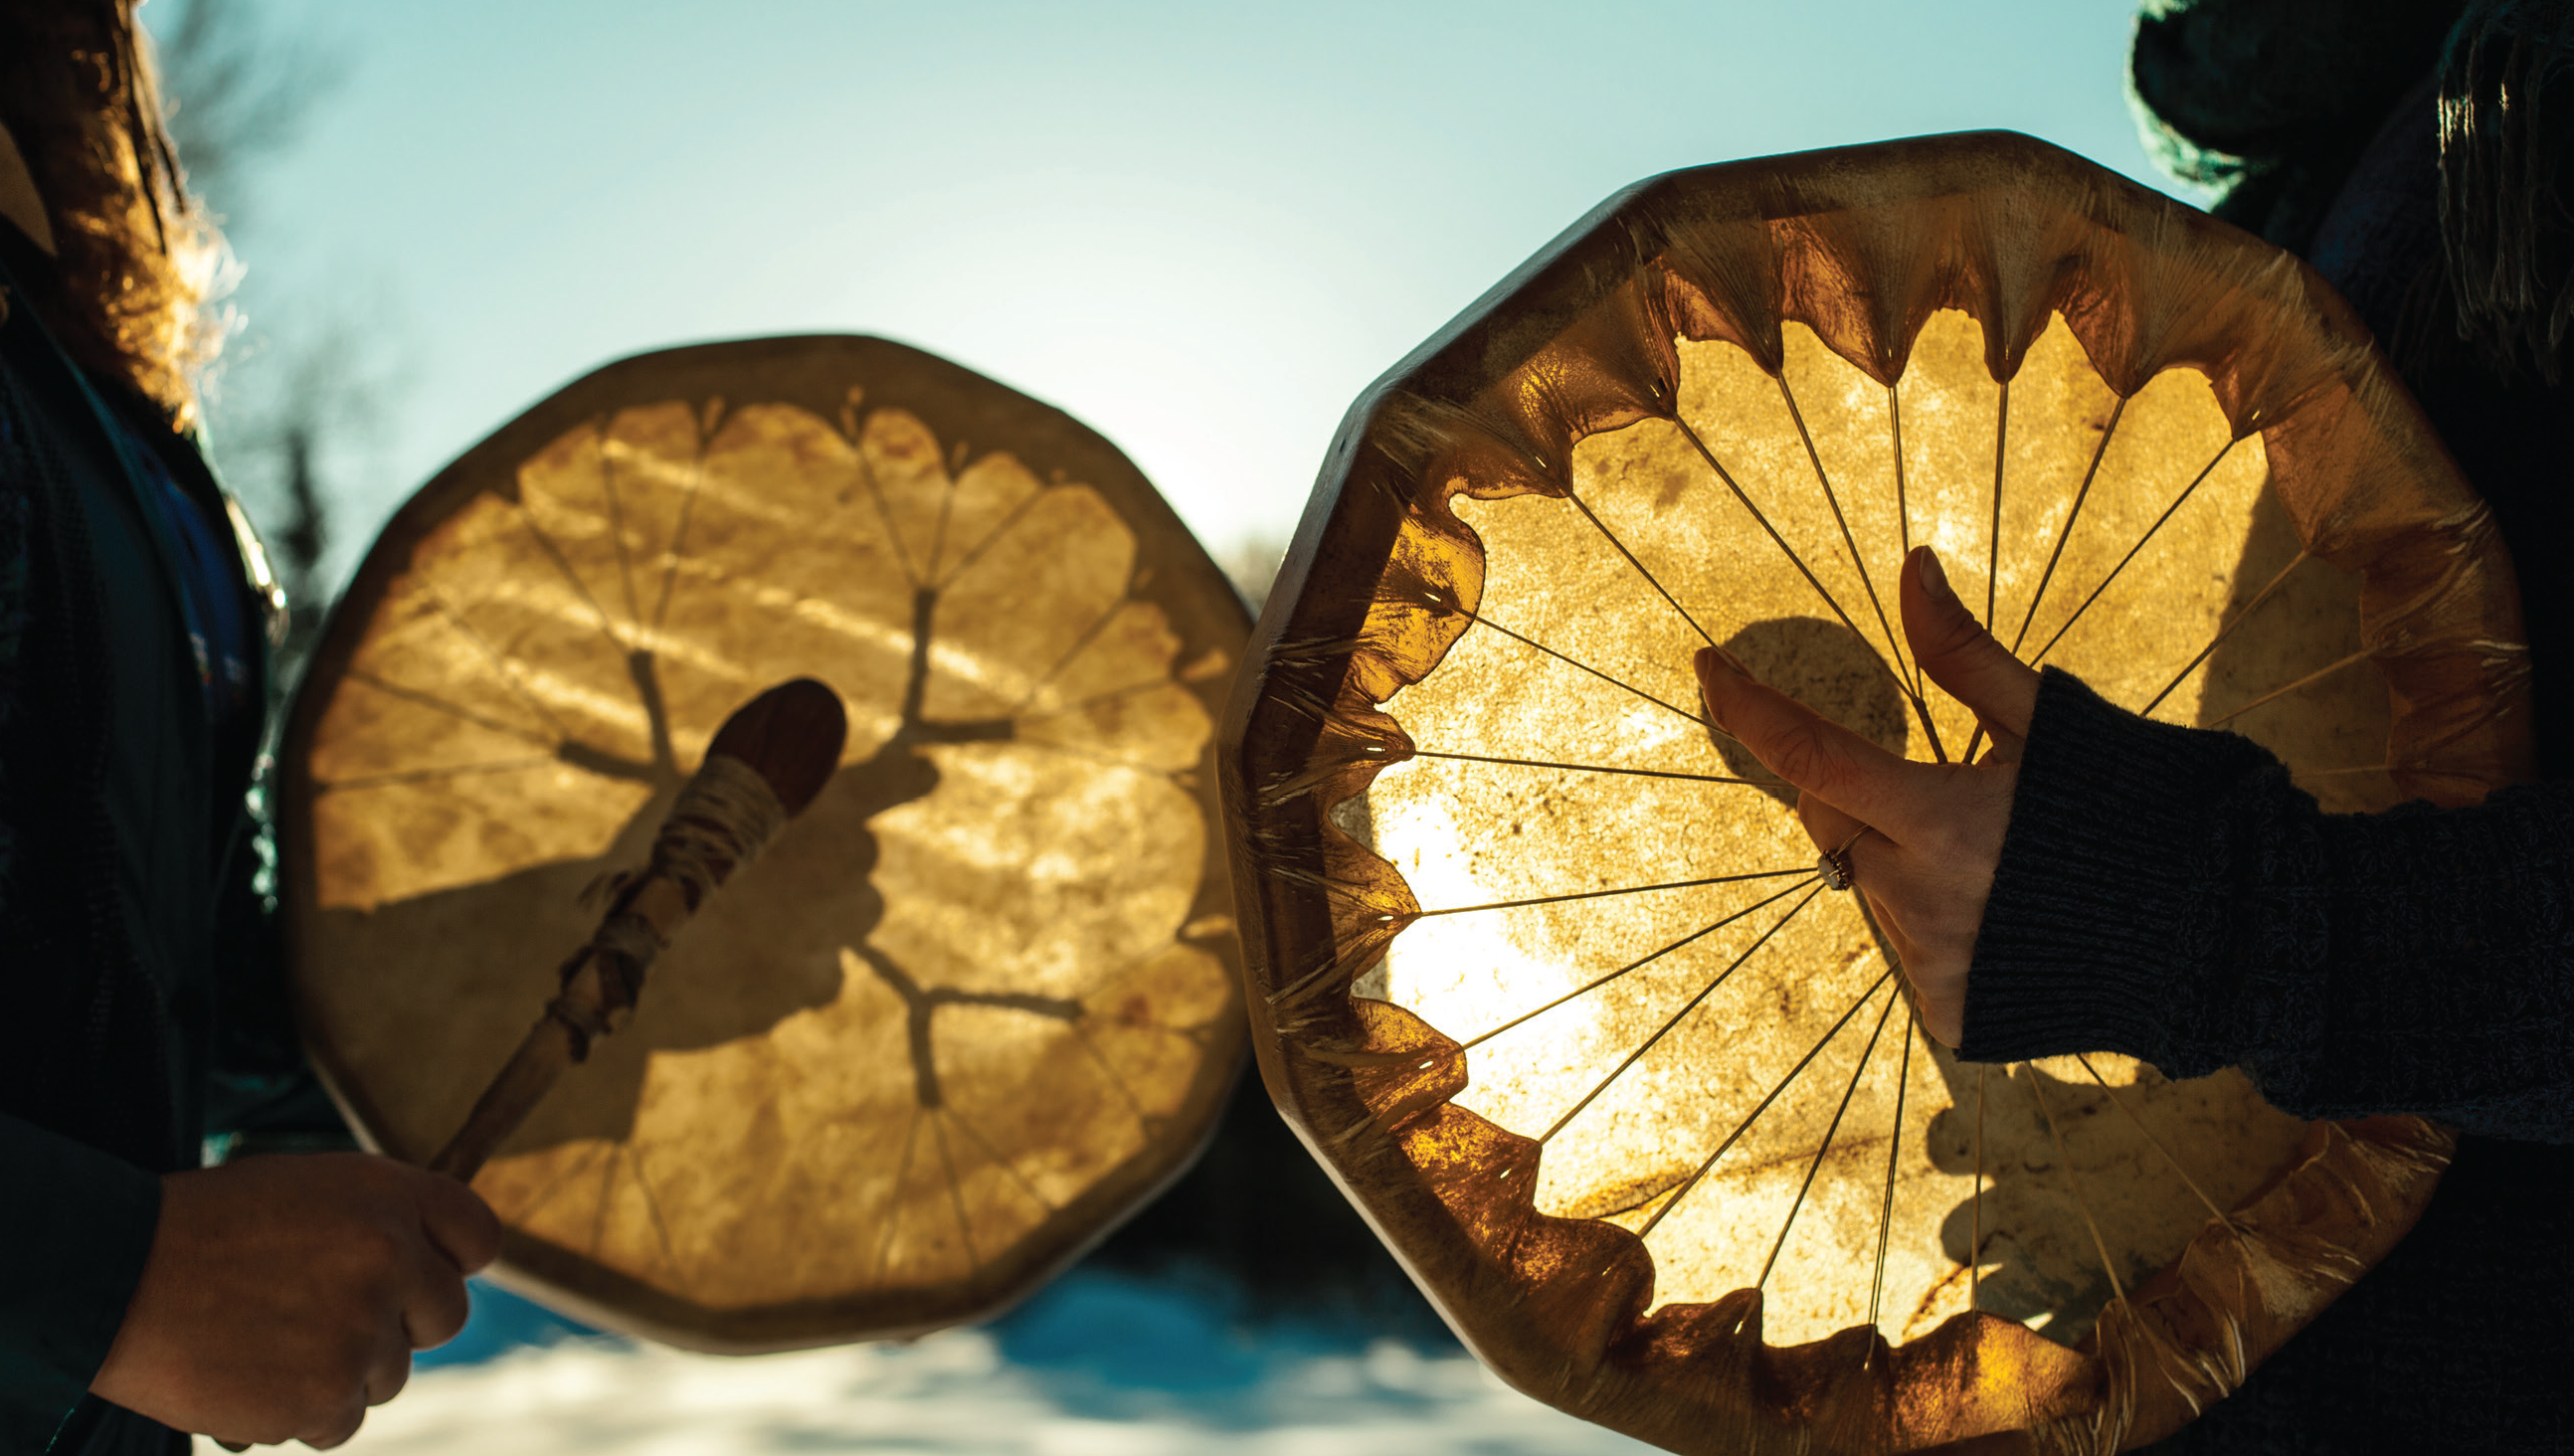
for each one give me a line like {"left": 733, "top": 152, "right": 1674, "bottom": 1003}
{"left": 428, "top": 678, "right": 847, "bottom": 1182}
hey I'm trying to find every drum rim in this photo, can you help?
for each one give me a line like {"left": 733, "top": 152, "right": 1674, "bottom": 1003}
{"left": 1220, "top": 131, "right": 2520, "bottom": 1452}
{"left": 280, "top": 333, "right": 1253, "bottom": 1351}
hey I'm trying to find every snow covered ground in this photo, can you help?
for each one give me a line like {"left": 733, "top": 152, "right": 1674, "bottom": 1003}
{"left": 197, "top": 1270, "right": 1651, "bottom": 1455}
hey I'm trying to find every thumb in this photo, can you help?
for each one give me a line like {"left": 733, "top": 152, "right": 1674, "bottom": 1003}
{"left": 410, "top": 1169, "right": 503, "bottom": 1275}
{"left": 1902, "top": 547, "right": 2039, "bottom": 745}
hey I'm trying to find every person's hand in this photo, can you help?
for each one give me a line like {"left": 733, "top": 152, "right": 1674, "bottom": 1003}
{"left": 1693, "top": 545, "right": 2039, "bottom": 1046}
{"left": 89, "top": 1152, "right": 502, "bottom": 1449}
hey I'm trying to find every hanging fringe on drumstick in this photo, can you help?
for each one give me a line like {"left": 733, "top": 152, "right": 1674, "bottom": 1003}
{"left": 428, "top": 677, "right": 848, "bottom": 1182}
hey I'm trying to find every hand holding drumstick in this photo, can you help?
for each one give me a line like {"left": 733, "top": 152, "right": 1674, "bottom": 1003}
{"left": 94, "top": 680, "right": 845, "bottom": 1449}
{"left": 1694, "top": 547, "right": 2039, "bottom": 1047}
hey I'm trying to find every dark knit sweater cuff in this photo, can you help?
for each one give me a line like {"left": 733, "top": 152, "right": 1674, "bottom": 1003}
{"left": 1956, "top": 666, "right": 2279, "bottom": 1066}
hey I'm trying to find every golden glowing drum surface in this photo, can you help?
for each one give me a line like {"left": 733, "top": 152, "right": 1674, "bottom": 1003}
{"left": 281, "top": 337, "right": 1248, "bottom": 1351}
{"left": 1222, "top": 134, "right": 2530, "bottom": 1453}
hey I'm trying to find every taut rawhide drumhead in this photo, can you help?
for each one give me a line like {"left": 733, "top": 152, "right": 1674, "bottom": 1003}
{"left": 1222, "top": 133, "right": 2530, "bottom": 1454}
{"left": 282, "top": 336, "right": 1247, "bottom": 1352}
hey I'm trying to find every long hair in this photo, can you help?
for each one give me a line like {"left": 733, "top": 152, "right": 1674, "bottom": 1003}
{"left": 0, "top": 0, "right": 220, "bottom": 425}
{"left": 2439, "top": 0, "right": 2574, "bottom": 380}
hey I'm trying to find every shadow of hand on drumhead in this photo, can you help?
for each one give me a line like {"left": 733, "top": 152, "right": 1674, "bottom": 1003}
{"left": 1919, "top": 1053, "right": 2122, "bottom": 1347}
{"left": 327, "top": 596, "right": 1033, "bottom": 1167}
{"left": 1706, "top": 617, "right": 1911, "bottom": 806}
{"left": 1695, "top": 617, "right": 2115, "bottom": 1343}
{"left": 327, "top": 727, "right": 970, "bottom": 1161}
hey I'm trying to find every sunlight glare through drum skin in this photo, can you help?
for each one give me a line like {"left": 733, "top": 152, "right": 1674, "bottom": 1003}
{"left": 1359, "top": 311, "right": 2314, "bottom": 1351}
{"left": 284, "top": 338, "right": 1248, "bottom": 1353}
{"left": 1225, "top": 131, "right": 2523, "bottom": 1456}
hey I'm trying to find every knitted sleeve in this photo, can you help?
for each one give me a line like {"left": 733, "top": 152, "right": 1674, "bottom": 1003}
{"left": 1957, "top": 666, "right": 2574, "bottom": 1142}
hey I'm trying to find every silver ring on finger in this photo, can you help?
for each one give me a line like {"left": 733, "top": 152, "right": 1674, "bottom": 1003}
{"left": 1818, "top": 827, "right": 1872, "bottom": 892}
{"left": 1818, "top": 846, "right": 1854, "bottom": 891}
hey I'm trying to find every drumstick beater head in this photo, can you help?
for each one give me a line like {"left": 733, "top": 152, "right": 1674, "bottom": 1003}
{"left": 428, "top": 677, "right": 847, "bottom": 1182}
{"left": 707, "top": 676, "right": 848, "bottom": 816}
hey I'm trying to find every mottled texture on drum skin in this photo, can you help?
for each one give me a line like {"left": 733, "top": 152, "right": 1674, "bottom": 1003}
{"left": 281, "top": 337, "right": 1248, "bottom": 1352}
{"left": 1989, "top": 13, "right": 2574, "bottom": 1445}
{"left": 1223, "top": 133, "right": 2525, "bottom": 1455}
{"left": 1360, "top": 313, "right": 2320, "bottom": 1355}
{"left": 1709, "top": 618, "right": 1907, "bottom": 805}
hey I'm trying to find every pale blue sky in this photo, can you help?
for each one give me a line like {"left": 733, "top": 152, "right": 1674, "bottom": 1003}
{"left": 152, "top": 8, "right": 2168, "bottom": 1441}
{"left": 164, "top": 0, "right": 2164, "bottom": 584}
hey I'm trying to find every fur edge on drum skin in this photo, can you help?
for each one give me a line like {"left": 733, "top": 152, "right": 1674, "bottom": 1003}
{"left": 1221, "top": 132, "right": 2520, "bottom": 1455}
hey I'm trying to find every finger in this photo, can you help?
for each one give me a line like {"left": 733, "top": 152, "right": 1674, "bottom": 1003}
{"left": 412, "top": 1169, "right": 504, "bottom": 1275}
{"left": 302, "top": 1394, "right": 368, "bottom": 1452}
{"left": 1797, "top": 796, "right": 1901, "bottom": 899}
{"left": 1697, "top": 647, "right": 1929, "bottom": 835}
{"left": 1901, "top": 547, "right": 2039, "bottom": 744}
{"left": 1874, "top": 906, "right": 1921, "bottom": 969}
{"left": 402, "top": 1255, "right": 473, "bottom": 1350}
{"left": 365, "top": 1335, "right": 415, "bottom": 1407}
{"left": 1794, "top": 790, "right": 1866, "bottom": 856}
{"left": 1837, "top": 869, "right": 1955, "bottom": 1044}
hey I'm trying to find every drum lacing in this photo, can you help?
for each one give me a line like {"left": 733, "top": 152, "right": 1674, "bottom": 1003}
{"left": 548, "top": 753, "right": 788, "bottom": 1057}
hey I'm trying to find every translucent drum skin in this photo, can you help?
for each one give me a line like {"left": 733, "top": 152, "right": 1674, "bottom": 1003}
{"left": 1221, "top": 133, "right": 2528, "bottom": 1454}
{"left": 283, "top": 337, "right": 1250, "bottom": 1351}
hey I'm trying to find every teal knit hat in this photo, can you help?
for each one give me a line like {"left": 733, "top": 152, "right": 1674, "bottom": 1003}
{"left": 2130, "top": 0, "right": 2466, "bottom": 248}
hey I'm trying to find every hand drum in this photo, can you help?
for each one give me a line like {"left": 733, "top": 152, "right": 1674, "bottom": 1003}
{"left": 280, "top": 336, "right": 1248, "bottom": 1351}
{"left": 1222, "top": 133, "right": 2530, "bottom": 1453}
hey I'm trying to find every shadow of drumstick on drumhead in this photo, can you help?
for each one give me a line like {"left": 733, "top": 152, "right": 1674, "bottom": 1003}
{"left": 325, "top": 586, "right": 1017, "bottom": 1164}
{"left": 425, "top": 676, "right": 847, "bottom": 1180}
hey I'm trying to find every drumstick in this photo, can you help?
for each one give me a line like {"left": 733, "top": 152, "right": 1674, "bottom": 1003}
{"left": 427, "top": 677, "right": 847, "bottom": 1183}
